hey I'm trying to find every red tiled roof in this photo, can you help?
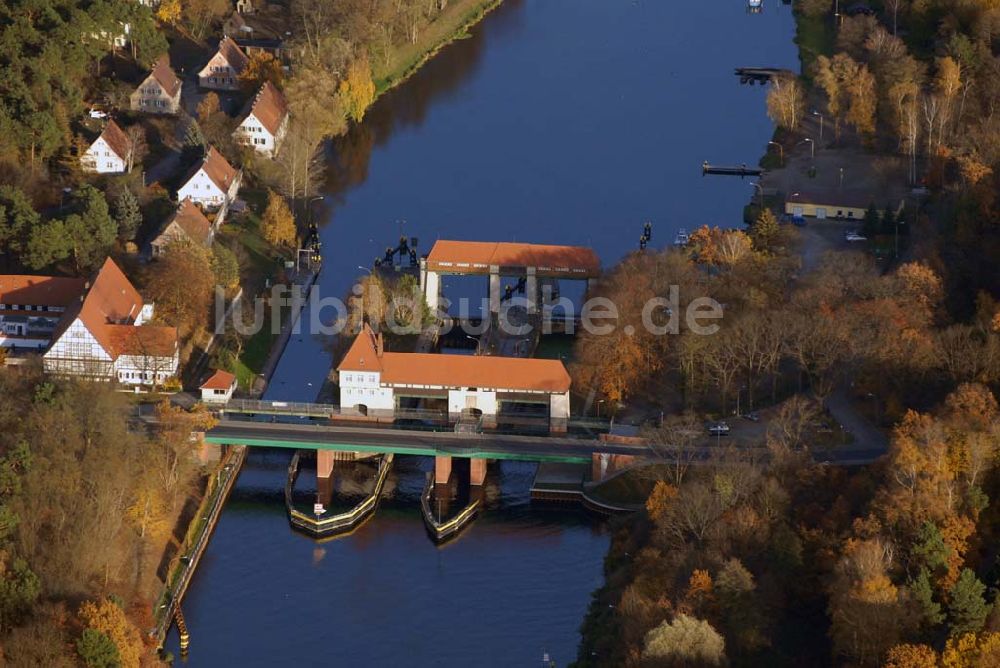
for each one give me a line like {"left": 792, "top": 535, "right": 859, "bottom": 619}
{"left": 183, "top": 147, "right": 238, "bottom": 193}
{"left": 240, "top": 81, "right": 288, "bottom": 136}
{"left": 158, "top": 198, "right": 212, "bottom": 245}
{"left": 337, "top": 325, "right": 571, "bottom": 393}
{"left": 105, "top": 323, "right": 178, "bottom": 358}
{"left": 149, "top": 55, "right": 181, "bottom": 97}
{"left": 0, "top": 275, "right": 86, "bottom": 308}
{"left": 200, "top": 369, "right": 236, "bottom": 390}
{"left": 97, "top": 120, "right": 132, "bottom": 161}
{"left": 216, "top": 36, "right": 249, "bottom": 74}
{"left": 426, "top": 240, "right": 600, "bottom": 277}
{"left": 51, "top": 258, "right": 178, "bottom": 361}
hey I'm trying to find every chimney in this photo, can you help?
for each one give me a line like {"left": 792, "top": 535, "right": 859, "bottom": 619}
{"left": 376, "top": 333, "right": 384, "bottom": 357}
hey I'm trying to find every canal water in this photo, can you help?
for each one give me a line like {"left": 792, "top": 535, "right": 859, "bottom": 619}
{"left": 168, "top": 1, "right": 796, "bottom": 664}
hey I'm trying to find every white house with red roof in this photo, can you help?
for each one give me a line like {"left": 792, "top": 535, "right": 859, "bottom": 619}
{"left": 336, "top": 325, "right": 572, "bottom": 421}
{"left": 151, "top": 198, "right": 214, "bottom": 257}
{"left": 81, "top": 120, "right": 132, "bottom": 174}
{"left": 198, "top": 37, "right": 250, "bottom": 91}
{"left": 130, "top": 56, "right": 182, "bottom": 114}
{"left": 176, "top": 147, "right": 242, "bottom": 212}
{"left": 199, "top": 369, "right": 237, "bottom": 403}
{"left": 233, "top": 82, "right": 289, "bottom": 157}
{"left": 41, "top": 259, "right": 179, "bottom": 386}
{"left": 0, "top": 275, "right": 86, "bottom": 351}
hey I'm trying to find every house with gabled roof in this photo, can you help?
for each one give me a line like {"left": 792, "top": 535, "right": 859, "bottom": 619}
{"left": 81, "top": 120, "right": 132, "bottom": 174}
{"left": 151, "top": 198, "right": 215, "bottom": 258}
{"left": 200, "top": 369, "right": 237, "bottom": 404}
{"left": 176, "top": 147, "right": 242, "bottom": 212}
{"left": 0, "top": 275, "right": 87, "bottom": 351}
{"left": 130, "top": 56, "right": 182, "bottom": 114}
{"left": 41, "top": 258, "right": 179, "bottom": 386}
{"left": 198, "top": 37, "right": 250, "bottom": 91}
{"left": 233, "top": 82, "right": 289, "bottom": 158}
{"left": 337, "top": 324, "right": 572, "bottom": 422}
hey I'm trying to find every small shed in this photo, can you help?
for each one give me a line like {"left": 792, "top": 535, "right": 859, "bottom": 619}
{"left": 200, "top": 369, "right": 237, "bottom": 404}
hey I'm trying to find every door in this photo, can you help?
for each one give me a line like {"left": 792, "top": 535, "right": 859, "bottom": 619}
{"left": 465, "top": 395, "right": 478, "bottom": 410}
{"left": 792, "top": 206, "right": 804, "bottom": 217}
{"left": 816, "top": 207, "right": 827, "bottom": 219}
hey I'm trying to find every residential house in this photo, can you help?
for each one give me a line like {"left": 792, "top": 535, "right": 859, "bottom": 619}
{"left": 151, "top": 198, "right": 215, "bottom": 257}
{"left": 198, "top": 36, "right": 249, "bottom": 91}
{"left": 200, "top": 369, "right": 237, "bottom": 404}
{"left": 233, "top": 82, "right": 288, "bottom": 157}
{"left": 130, "top": 56, "right": 182, "bottom": 114}
{"left": 176, "top": 147, "right": 241, "bottom": 214}
{"left": 80, "top": 120, "right": 132, "bottom": 174}
{"left": 42, "top": 258, "right": 179, "bottom": 386}
{"left": 0, "top": 275, "right": 86, "bottom": 352}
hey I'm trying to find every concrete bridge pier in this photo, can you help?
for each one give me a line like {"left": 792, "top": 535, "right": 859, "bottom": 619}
{"left": 525, "top": 266, "right": 538, "bottom": 315}
{"left": 470, "top": 458, "right": 487, "bottom": 486}
{"left": 489, "top": 265, "right": 501, "bottom": 314}
{"left": 435, "top": 455, "right": 453, "bottom": 485}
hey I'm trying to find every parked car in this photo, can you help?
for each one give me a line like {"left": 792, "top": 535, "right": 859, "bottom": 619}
{"left": 707, "top": 421, "right": 731, "bottom": 436}
{"left": 845, "top": 231, "right": 867, "bottom": 242}
{"left": 742, "top": 411, "right": 760, "bottom": 422}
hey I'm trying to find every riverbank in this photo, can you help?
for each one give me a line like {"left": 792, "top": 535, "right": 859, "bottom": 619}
{"left": 151, "top": 445, "right": 246, "bottom": 650}
{"left": 372, "top": 0, "right": 505, "bottom": 95}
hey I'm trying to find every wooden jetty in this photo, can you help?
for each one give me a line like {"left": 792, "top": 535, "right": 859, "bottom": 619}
{"left": 734, "top": 67, "right": 794, "bottom": 84}
{"left": 702, "top": 161, "right": 763, "bottom": 178}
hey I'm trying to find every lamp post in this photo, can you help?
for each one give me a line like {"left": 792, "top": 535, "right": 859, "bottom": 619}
{"left": 895, "top": 218, "right": 905, "bottom": 258}
{"left": 596, "top": 399, "right": 605, "bottom": 418}
{"left": 751, "top": 182, "right": 764, "bottom": 211}
{"left": 799, "top": 138, "right": 815, "bottom": 160}
{"left": 357, "top": 265, "right": 372, "bottom": 275}
{"left": 811, "top": 109, "right": 824, "bottom": 143}
{"left": 768, "top": 140, "right": 784, "bottom": 166}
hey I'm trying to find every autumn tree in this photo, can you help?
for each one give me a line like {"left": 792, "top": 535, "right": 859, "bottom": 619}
{"left": 338, "top": 57, "right": 376, "bottom": 123}
{"left": 144, "top": 239, "right": 216, "bottom": 333}
{"left": 260, "top": 190, "right": 297, "bottom": 248}
{"left": 642, "top": 614, "right": 726, "bottom": 666}
{"left": 766, "top": 75, "right": 805, "bottom": 132}
{"left": 77, "top": 598, "right": 143, "bottom": 668}
{"left": 847, "top": 63, "right": 878, "bottom": 138}
{"left": 156, "top": 0, "right": 182, "bottom": 24}
{"left": 829, "top": 538, "right": 915, "bottom": 665}
{"left": 241, "top": 51, "right": 285, "bottom": 91}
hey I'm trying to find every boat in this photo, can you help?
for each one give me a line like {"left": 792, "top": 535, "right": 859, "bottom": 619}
{"left": 747, "top": 0, "right": 763, "bottom": 12}
{"left": 673, "top": 228, "right": 690, "bottom": 247}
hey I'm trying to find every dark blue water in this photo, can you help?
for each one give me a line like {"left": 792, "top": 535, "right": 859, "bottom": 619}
{"left": 167, "top": 1, "right": 796, "bottom": 664}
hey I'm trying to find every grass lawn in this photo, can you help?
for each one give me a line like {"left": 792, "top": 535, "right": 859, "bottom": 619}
{"left": 795, "top": 13, "right": 835, "bottom": 76}
{"left": 372, "top": 0, "right": 503, "bottom": 93}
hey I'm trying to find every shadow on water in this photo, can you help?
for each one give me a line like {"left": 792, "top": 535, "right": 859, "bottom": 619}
{"left": 320, "top": 0, "right": 526, "bottom": 218}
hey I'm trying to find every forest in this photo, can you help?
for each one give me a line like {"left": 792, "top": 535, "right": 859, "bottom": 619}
{"left": 571, "top": 1, "right": 1000, "bottom": 666}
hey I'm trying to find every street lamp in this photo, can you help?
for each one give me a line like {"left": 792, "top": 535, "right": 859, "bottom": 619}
{"left": 811, "top": 109, "right": 824, "bottom": 142}
{"left": 798, "top": 138, "right": 815, "bottom": 160}
{"left": 751, "top": 182, "right": 764, "bottom": 210}
{"left": 357, "top": 265, "right": 372, "bottom": 274}
{"left": 767, "top": 140, "right": 784, "bottom": 166}
{"left": 895, "top": 217, "right": 905, "bottom": 258}
{"left": 596, "top": 399, "right": 605, "bottom": 418}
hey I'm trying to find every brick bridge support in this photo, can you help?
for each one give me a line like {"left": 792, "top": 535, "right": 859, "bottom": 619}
{"left": 469, "top": 458, "right": 487, "bottom": 486}
{"left": 435, "top": 455, "right": 452, "bottom": 485}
